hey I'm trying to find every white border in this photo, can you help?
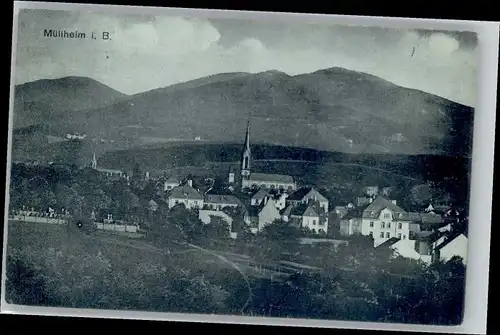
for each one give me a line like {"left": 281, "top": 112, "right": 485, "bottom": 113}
{"left": 2, "top": 2, "right": 498, "bottom": 334}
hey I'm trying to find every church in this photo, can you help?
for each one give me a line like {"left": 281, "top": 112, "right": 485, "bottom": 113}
{"left": 228, "top": 122, "right": 297, "bottom": 192}
{"left": 91, "top": 152, "right": 125, "bottom": 178}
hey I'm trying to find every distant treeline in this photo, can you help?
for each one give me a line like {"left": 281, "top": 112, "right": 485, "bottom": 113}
{"left": 99, "top": 143, "right": 471, "bottom": 182}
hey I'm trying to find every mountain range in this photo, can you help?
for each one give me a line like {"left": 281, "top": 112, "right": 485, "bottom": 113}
{"left": 11, "top": 67, "right": 474, "bottom": 158}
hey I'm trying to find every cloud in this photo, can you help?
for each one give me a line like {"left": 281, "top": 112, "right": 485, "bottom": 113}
{"left": 428, "top": 33, "right": 460, "bottom": 55}
{"left": 14, "top": 9, "right": 477, "bottom": 107}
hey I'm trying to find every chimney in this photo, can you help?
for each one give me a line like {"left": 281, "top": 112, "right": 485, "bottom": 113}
{"left": 187, "top": 179, "right": 193, "bottom": 187}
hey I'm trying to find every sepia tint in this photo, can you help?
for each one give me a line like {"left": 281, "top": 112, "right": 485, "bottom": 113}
{"left": 3, "top": 4, "right": 483, "bottom": 329}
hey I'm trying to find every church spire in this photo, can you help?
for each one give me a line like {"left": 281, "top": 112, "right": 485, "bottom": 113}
{"left": 244, "top": 120, "right": 250, "bottom": 151}
{"left": 91, "top": 152, "right": 97, "bottom": 169}
{"left": 241, "top": 120, "right": 251, "bottom": 177}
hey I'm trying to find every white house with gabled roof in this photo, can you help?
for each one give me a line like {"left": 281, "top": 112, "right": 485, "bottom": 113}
{"left": 361, "top": 196, "right": 411, "bottom": 247}
{"left": 167, "top": 181, "right": 204, "bottom": 210}
{"left": 432, "top": 233, "right": 468, "bottom": 265}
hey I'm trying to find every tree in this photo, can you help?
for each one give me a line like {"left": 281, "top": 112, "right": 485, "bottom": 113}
{"left": 89, "top": 189, "right": 112, "bottom": 211}
{"left": 203, "top": 216, "right": 230, "bottom": 240}
{"left": 169, "top": 205, "right": 204, "bottom": 241}
{"left": 261, "top": 219, "right": 302, "bottom": 242}
{"left": 410, "top": 183, "right": 433, "bottom": 208}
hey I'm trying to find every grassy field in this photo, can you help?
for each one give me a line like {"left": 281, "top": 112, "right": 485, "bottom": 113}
{"left": 5, "top": 220, "right": 257, "bottom": 313}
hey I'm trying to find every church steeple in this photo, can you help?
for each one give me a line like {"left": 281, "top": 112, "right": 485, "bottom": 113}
{"left": 241, "top": 121, "right": 251, "bottom": 177}
{"left": 91, "top": 152, "right": 97, "bottom": 169}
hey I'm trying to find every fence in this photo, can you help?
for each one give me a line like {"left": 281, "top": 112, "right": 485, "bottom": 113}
{"left": 10, "top": 214, "right": 68, "bottom": 225}
{"left": 95, "top": 222, "right": 139, "bottom": 233}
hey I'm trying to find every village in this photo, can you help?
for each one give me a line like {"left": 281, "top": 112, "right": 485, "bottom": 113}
{"left": 8, "top": 122, "right": 469, "bottom": 269}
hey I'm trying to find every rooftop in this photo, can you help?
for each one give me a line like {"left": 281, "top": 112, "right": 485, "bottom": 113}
{"left": 168, "top": 184, "right": 203, "bottom": 200}
{"left": 249, "top": 172, "right": 294, "bottom": 184}
{"left": 251, "top": 188, "right": 271, "bottom": 200}
{"left": 204, "top": 194, "right": 244, "bottom": 206}
{"left": 376, "top": 237, "right": 400, "bottom": 248}
{"left": 362, "top": 196, "right": 408, "bottom": 220}
{"left": 287, "top": 187, "right": 327, "bottom": 202}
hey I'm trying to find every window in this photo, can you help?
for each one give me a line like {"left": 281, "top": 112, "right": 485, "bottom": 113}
{"left": 403, "top": 235, "right": 406, "bottom": 240}
{"left": 194, "top": 201, "right": 198, "bottom": 206}
{"left": 313, "top": 220, "right": 317, "bottom": 225}
{"left": 380, "top": 232, "right": 384, "bottom": 238}
{"left": 398, "top": 233, "right": 401, "bottom": 239}
{"left": 381, "top": 222, "right": 385, "bottom": 229}
{"left": 244, "top": 157, "right": 249, "bottom": 169}
{"left": 384, "top": 213, "right": 390, "bottom": 219}
{"left": 387, "top": 222, "right": 391, "bottom": 229}
{"left": 369, "top": 221, "right": 374, "bottom": 227}
{"left": 369, "top": 231, "right": 373, "bottom": 236}
{"left": 398, "top": 223, "right": 402, "bottom": 229}
{"left": 386, "top": 232, "right": 390, "bottom": 238}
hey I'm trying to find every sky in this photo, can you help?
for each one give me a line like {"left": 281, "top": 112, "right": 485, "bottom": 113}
{"left": 14, "top": 9, "right": 478, "bottom": 107}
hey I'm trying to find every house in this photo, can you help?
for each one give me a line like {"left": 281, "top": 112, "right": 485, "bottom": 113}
{"left": 287, "top": 201, "right": 328, "bottom": 234}
{"left": 251, "top": 188, "right": 271, "bottom": 206}
{"left": 301, "top": 201, "right": 328, "bottom": 234}
{"left": 167, "top": 181, "right": 204, "bottom": 210}
{"left": 204, "top": 194, "right": 244, "bottom": 211}
{"left": 287, "top": 187, "right": 329, "bottom": 212}
{"left": 236, "top": 121, "right": 296, "bottom": 191}
{"left": 377, "top": 238, "right": 431, "bottom": 264}
{"left": 432, "top": 233, "right": 468, "bottom": 265}
{"left": 409, "top": 211, "right": 443, "bottom": 232}
{"left": 360, "top": 196, "right": 411, "bottom": 247}
{"left": 339, "top": 209, "right": 363, "bottom": 236}
{"left": 248, "top": 198, "right": 282, "bottom": 232}
{"left": 164, "top": 177, "right": 181, "bottom": 191}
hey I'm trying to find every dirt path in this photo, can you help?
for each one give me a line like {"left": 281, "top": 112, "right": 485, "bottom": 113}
{"left": 179, "top": 242, "right": 253, "bottom": 314}
{"left": 82, "top": 231, "right": 254, "bottom": 313}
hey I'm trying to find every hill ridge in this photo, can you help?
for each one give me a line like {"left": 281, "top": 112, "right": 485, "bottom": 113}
{"left": 12, "top": 66, "right": 474, "bottom": 157}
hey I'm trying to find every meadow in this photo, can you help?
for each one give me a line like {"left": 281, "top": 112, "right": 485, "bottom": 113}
{"left": 5, "top": 220, "right": 466, "bottom": 324}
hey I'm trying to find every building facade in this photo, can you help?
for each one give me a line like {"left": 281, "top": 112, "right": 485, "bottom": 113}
{"left": 360, "top": 196, "right": 411, "bottom": 247}
{"left": 167, "top": 181, "right": 204, "bottom": 209}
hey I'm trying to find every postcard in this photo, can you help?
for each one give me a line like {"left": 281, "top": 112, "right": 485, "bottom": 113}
{"left": 2, "top": 2, "right": 498, "bottom": 334}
